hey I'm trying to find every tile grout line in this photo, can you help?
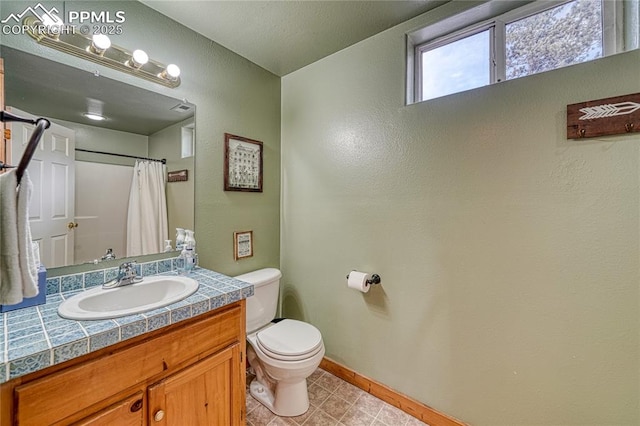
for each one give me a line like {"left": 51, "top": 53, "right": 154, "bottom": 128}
{"left": 34, "top": 305, "right": 55, "bottom": 368}
{"left": 334, "top": 393, "right": 359, "bottom": 425}
{"left": 309, "top": 371, "right": 367, "bottom": 426}
{"left": 320, "top": 373, "right": 363, "bottom": 426}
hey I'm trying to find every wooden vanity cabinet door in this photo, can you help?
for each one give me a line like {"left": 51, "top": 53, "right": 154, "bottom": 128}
{"left": 147, "top": 344, "right": 244, "bottom": 426}
{"left": 72, "top": 391, "right": 144, "bottom": 426}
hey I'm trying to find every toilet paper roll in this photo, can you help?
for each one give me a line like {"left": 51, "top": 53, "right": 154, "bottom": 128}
{"left": 347, "top": 271, "right": 371, "bottom": 293}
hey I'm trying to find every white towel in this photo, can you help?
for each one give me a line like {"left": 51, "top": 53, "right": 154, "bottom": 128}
{"left": 17, "top": 171, "right": 38, "bottom": 297}
{"left": 0, "top": 170, "right": 38, "bottom": 304}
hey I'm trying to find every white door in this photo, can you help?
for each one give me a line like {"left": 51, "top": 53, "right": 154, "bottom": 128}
{"left": 9, "top": 107, "right": 76, "bottom": 268}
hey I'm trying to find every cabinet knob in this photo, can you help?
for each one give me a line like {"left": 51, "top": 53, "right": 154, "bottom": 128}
{"left": 154, "top": 410, "right": 165, "bottom": 422}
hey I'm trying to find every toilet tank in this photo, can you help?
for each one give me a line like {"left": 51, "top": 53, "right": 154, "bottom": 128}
{"left": 234, "top": 268, "right": 282, "bottom": 333}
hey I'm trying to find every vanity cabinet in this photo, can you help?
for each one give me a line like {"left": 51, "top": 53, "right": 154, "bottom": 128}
{"left": 74, "top": 392, "right": 144, "bottom": 426}
{"left": 0, "top": 301, "right": 246, "bottom": 426}
{"left": 147, "top": 345, "right": 241, "bottom": 425}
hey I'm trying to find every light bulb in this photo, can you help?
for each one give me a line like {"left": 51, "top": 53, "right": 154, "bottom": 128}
{"left": 41, "top": 14, "right": 64, "bottom": 28}
{"left": 90, "top": 34, "right": 111, "bottom": 55}
{"left": 164, "top": 64, "right": 181, "bottom": 80}
{"left": 40, "top": 14, "right": 64, "bottom": 39}
{"left": 129, "top": 49, "right": 149, "bottom": 68}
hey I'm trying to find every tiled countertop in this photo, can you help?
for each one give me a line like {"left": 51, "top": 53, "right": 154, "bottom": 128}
{"left": 0, "top": 261, "right": 253, "bottom": 384}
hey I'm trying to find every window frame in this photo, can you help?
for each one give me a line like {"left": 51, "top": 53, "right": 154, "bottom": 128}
{"left": 409, "top": 0, "right": 624, "bottom": 104}
{"left": 414, "top": 23, "right": 498, "bottom": 102}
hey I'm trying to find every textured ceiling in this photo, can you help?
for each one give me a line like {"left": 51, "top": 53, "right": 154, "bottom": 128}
{"left": 141, "top": 0, "right": 449, "bottom": 76}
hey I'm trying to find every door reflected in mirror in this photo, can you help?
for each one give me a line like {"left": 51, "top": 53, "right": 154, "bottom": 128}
{"left": 2, "top": 46, "right": 195, "bottom": 268}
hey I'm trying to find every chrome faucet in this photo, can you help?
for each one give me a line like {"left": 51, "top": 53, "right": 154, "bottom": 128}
{"left": 101, "top": 248, "right": 116, "bottom": 261}
{"left": 103, "top": 261, "right": 143, "bottom": 289}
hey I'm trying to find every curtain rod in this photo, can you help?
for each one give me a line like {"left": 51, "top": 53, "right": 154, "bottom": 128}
{"left": 75, "top": 148, "right": 166, "bottom": 164}
{"left": 1, "top": 110, "right": 51, "bottom": 185}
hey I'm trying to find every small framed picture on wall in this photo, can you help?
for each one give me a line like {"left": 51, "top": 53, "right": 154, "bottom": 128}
{"left": 224, "top": 133, "right": 263, "bottom": 192}
{"left": 234, "top": 231, "right": 254, "bottom": 260}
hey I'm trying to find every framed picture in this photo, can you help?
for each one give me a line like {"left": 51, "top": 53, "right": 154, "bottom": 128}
{"left": 224, "top": 133, "right": 263, "bottom": 192}
{"left": 167, "top": 169, "right": 188, "bottom": 182}
{"left": 234, "top": 231, "right": 254, "bottom": 260}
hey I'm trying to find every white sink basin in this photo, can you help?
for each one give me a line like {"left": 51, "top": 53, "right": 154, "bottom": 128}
{"left": 58, "top": 276, "right": 199, "bottom": 320}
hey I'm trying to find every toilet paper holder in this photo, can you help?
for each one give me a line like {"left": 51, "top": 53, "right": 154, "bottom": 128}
{"left": 346, "top": 271, "right": 381, "bottom": 286}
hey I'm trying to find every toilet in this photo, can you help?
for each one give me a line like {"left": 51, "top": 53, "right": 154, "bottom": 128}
{"left": 235, "top": 268, "right": 325, "bottom": 417}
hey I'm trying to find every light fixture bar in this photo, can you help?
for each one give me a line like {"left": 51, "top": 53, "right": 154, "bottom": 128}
{"left": 24, "top": 16, "right": 181, "bottom": 88}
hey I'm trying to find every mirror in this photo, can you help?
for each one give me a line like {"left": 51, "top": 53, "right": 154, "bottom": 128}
{"left": 1, "top": 46, "right": 195, "bottom": 268}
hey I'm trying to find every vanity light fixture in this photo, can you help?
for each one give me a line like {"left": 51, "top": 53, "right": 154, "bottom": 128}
{"left": 23, "top": 16, "right": 181, "bottom": 88}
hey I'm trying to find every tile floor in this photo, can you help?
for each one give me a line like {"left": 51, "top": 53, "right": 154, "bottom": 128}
{"left": 246, "top": 368, "right": 429, "bottom": 426}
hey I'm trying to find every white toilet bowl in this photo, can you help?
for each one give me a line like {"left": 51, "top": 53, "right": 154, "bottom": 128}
{"left": 246, "top": 319, "right": 325, "bottom": 417}
{"left": 235, "top": 268, "right": 325, "bottom": 417}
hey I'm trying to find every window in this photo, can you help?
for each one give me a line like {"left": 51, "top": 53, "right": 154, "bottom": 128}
{"left": 409, "top": 0, "right": 636, "bottom": 103}
{"left": 505, "top": 1, "right": 602, "bottom": 80}
{"left": 181, "top": 123, "right": 195, "bottom": 158}
{"left": 420, "top": 29, "right": 491, "bottom": 100}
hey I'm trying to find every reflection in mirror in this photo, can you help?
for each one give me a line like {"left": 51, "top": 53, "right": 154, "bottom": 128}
{"left": 1, "top": 46, "right": 195, "bottom": 268}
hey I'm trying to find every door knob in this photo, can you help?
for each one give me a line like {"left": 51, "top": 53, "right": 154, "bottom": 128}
{"left": 154, "top": 410, "right": 165, "bottom": 422}
{"left": 67, "top": 222, "right": 78, "bottom": 230}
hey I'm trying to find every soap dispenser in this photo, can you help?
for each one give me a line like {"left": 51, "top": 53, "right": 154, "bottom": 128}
{"left": 185, "top": 230, "right": 198, "bottom": 268}
{"left": 176, "top": 228, "right": 186, "bottom": 250}
{"left": 185, "top": 230, "right": 196, "bottom": 250}
{"left": 178, "top": 245, "right": 196, "bottom": 275}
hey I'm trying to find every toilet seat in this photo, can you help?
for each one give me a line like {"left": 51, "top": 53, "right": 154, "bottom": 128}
{"left": 256, "top": 319, "right": 323, "bottom": 361}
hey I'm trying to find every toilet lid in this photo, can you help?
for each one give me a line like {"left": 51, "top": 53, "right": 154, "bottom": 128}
{"left": 256, "top": 319, "right": 323, "bottom": 360}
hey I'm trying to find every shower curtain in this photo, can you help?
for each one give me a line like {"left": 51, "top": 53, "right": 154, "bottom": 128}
{"left": 126, "top": 160, "right": 168, "bottom": 257}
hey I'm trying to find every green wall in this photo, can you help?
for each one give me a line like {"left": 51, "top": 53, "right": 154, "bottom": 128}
{"left": 1, "top": 0, "right": 281, "bottom": 276}
{"left": 149, "top": 117, "right": 195, "bottom": 239}
{"left": 281, "top": 4, "right": 640, "bottom": 425}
